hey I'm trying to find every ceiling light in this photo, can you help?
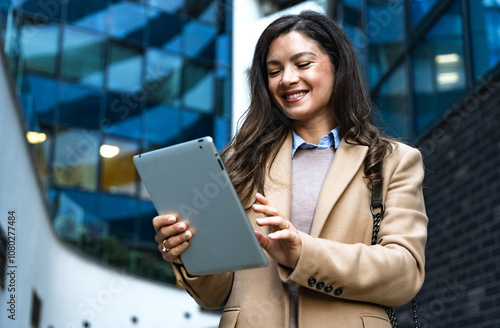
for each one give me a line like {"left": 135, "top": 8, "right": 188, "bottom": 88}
{"left": 437, "top": 72, "right": 460, "bottom": 85}
{"left": 26, "top": 131, "right": 47, "bottom": 144}
{"left": 435, "top": 54, "right": 460, "bottom": 64}
{"left": 100, "top": 144, "right": 120, "bottom": 158}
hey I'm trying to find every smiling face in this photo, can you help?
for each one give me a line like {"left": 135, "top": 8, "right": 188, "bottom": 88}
{"left": 266, "top": 31, "right": 336, "bottom": 131}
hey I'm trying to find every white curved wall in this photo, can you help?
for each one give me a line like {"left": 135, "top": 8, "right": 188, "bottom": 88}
{"left": 0, "top": 49, "right": 220, "bottom": 328}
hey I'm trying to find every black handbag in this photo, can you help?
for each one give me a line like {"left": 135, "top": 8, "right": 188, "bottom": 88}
{"left": 371, "top": 162, "right": 422, "bottom": 328}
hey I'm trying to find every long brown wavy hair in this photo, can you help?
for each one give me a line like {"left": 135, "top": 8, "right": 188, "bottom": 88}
{"left": 221, "top": 10, "right": 393, "bottom": 207}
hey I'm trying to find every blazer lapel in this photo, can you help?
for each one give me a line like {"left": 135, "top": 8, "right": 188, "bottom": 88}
{"left": 309, "top": 139, "right": 368, "bottom": 237}
{"left": 264, "top": 132, "right": 293, "bottom": 222}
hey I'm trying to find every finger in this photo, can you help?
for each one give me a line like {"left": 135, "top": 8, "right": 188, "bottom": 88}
{"left": 155, "top": 221, "right": 189, "bottom": 243}
{"left": 267, "top": 229, "right": 293, "bottom": 240}
{"left": 152, "top": 214, "right": 177, "bottom": 232}
{"left": 256, "top": 217, "right": 291, "bottom": 230}
{"left": 252, "top": 203, "right": 280, "bottom": 217}
{"left": 255, "top": 192, "right": 269, "bottom": 205}
{"left": 163, "top": 241, "right": 190, "bottom": 263}
{"left": 158, "top": 229, "right": 193, "bottom": 253}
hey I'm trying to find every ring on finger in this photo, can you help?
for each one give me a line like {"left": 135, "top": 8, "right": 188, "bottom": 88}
{"left": 162, "top": 239, "right": 170, "bottom": 253}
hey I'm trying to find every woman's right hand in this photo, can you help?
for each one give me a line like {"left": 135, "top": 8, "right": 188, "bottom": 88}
{"left": 153, "top": 214, "right": 192, "bottom": 265}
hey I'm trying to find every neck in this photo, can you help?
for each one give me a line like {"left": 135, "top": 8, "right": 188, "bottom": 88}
{"left": 293, "top": 121, "right": 337, "bottom": 145}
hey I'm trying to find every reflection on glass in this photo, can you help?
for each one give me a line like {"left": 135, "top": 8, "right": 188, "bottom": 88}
{"left": 184, "top": 20, "right": 217, "bottom": 60}
{"left": 29, "top": 127, "right": 52, "bottom": 190}
{"left": 368, "top": 0, "right": 406, "bottom": 87}
{"left": 62, "top": 26, "right": 105, "bottom": 88}
{"left": 344, "top": 0, "right": 362, "bottom": 8}
{"left": 411, "top": 0, "right": 438, "bottom": 26}
{"left": 186, "top": 0, "right": 217, "bottom": 24}
{"left": 108, "top": 1, "right": 147, "bottom": 43}
{"left": 53, "top": 128, "right": 100, "bottom": 191}
{"left": 150, "top": 0, "right": 185, "bottom": 13}
{"left": 103, "top": 91, "right": 142, "bottom": 140}
{"left": 469, "top": 0, "right": 500, "bottom": 79}
{"left": 214, "top": 116, "right": 230, "bottom": 151}
{"left": 20, "top": 20, "right": 59, "bottom": 74}
{"left": 59, "top": 82, "right": 102, "bottom": 130}
{"left": 143, "top": 103, "right": 181, "bottom": 146}
{"left": 108, "top": 41, "right": 143, "bottom": 93}
{"left": 183, "top": 61, "right": 214, "bottom": 112}
{"left": 20, "top": 74, "right": 58, "bottom": 126}
{"left": 148, "top": 9, "right": 183, "bottom": 52}
{"left": 215, "top": 65, "right": 231, "bottom": 118}
{"left": 145, "top": 48, "right": 183, "bottom": 104}
{"left": 66, "top": 0, "right": 107, "bottom": 33}
{"left": 376, "top": 63, "right": 410, "bottom": 138}
{"left": 182, "top": 110, "right": 214, "bottom": 141}
{"left": 101, "top": 136, "right": 138, "bottom": 195}
{"left": 413, "top": 1, "right": 465, "bottom": 134}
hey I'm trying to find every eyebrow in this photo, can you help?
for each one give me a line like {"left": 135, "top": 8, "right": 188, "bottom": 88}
{"left": 266, "top": 51, "right": 318, "bottom": 66}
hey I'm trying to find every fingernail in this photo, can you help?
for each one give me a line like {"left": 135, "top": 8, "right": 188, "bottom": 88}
{"left": 268, "top": 232, "right": 277, "bottom": 238}
{"left": 183, "top": 231, "right": 191, "bottom": 239}
{"left": 178, "top": 223, "right": 186, "bottom": 231}
{"left": 256, "top": 218, "right": 263, "bottom": 223}
{"left": 168, "top": 216, "right": 176, "bottom": 223}
{"left": 182, "top": 242, "right": 189, "bottom": 248}
{"left": 256, "top": 192, "right": 262, "bottom": 197}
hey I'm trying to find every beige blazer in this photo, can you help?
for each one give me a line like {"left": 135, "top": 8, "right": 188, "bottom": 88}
{"left": 173, "top": 134, "right": 428, "bottom": 328}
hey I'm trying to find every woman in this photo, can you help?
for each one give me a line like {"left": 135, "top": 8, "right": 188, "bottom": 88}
{"left": 153, "top": 11, "right": 427, "bottom": 328}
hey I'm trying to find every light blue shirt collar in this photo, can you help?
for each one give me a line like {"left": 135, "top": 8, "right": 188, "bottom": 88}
{"left": 291, "top": 126, "right": 343, "bottom": 158}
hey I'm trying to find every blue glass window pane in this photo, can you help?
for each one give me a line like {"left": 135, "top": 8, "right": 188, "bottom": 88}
{"left": 62, "top": 26, "right": 105, "bottom": 88}
{"left": 145, "top": 48, "right": 183, "bottom": 105}
{"left": 367, "top": 0, "right": 406, "bottom": 87}
{"left": 59, "top": 82, "right": 102, "bottom": 130}
{"left": 214, "top": 116, "right": 230, "bottom": 151}
{"left": 103, "top": 91, "right": 142, "bottom": 140}
{"left": 20, "top": 74, "right": 58, "bottom": 126}
{"left": 411, "top": 0, "right": 438, "bottom": 26}
{"left": 52, "top": 128, "right": 100, "bottom": 191}
{"left": 344, "top": 0, "right": 362, "bottom": 8}
{"left": 66, "top": 0, "right": 107, "bottom": 33}
{"left": 216, "top": 33, "right": 231, "bottom": 67}
{"left": 143, "top": 103, "right": 181, "bottom": 146}
{"left": 181, "top": 110, "right": 214, "bottom": 141}
{"left": 186, "top": 0, "right": 217, "bottom": 24}
{"left": 100, "top": 136, "right": 139, "bottom": 195}
{"left": 149, "top": 0, "right": 185, "bottom": 13}
{"left": 215, "top": 65, "right": 231, "bottom": 118}
{"left": 107, "top": 41, "right": 143, "bottom": 93}
{"left": 376, "top": 63, "right": 410, "bottom": 138}
{"left": 107, "top": 1, "right": 147, "bottom": 43}
{"left": 148, "top": 9, "right": 183, "bottom": 52}
{"left": 21, "top": 0, "right": 64, "bottom": 20}
{"left": 413, "top": 1, "right": 466, "bottom": 135}
{"left": 184, "top": 20, "right": 217, "bottom": 60}
{"left": 20, "top": 19, "right": 59, "bottom": 75}
{"left": 469, "top": 0, "right": 500, "bottom": 79}
{"left": 183, "top": 61, "right": 214, "bottom": 113}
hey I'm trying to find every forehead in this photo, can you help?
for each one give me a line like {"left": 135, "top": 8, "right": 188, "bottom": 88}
{"left": 267, "top": 31, "right": 324, "bottom": 60}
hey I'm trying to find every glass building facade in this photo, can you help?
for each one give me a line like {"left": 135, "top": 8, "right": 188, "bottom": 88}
{"left": 0, "top": 0, "right": 232, "bottom": 284}
{"left": 336, "top": 0, "right": 500, "bottom": 140}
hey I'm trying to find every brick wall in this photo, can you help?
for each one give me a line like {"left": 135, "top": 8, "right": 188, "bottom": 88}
{"left": 395, "top": 74, "right": 500, "bottom": 327}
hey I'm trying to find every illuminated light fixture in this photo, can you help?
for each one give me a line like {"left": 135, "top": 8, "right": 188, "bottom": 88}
{"left": 100, "top": 144, "right": 120, "bottom": 158}
{"left": 26, "top": 131, "right": 47, "bottom": 144}
{"left": 435, "top": 54, "right": 460, "bottom": 64}
{"left": 437, "top": 72, "right": 460, "bottom": 85}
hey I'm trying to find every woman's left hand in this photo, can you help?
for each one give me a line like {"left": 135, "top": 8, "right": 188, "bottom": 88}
{"left": 253, "top": 192, "right": 302, "bottom": 269}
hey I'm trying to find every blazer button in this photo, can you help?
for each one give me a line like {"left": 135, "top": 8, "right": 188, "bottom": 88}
{"left": 334, "top": 287, "right": 343, "bottom": 296}
{"left": 324, "top": 285, "right": 333, "bottom": 293}
{"left": 308, "top": 277, "right": 317, "bottom": 287}
{"left": 316, "top": 281, "right": 325, "bottom": 290}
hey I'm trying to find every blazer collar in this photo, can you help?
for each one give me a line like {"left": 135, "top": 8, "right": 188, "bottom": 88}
{"left": 264, "top": 133, "right": 368, "bottom": 237}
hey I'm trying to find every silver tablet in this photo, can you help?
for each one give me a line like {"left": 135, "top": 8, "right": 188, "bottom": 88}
{"left": 133, "top": 137, "right": 268, "bottom": 276}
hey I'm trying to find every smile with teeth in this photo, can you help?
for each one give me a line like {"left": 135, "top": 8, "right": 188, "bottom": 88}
{"left": 283, "top": 91, "right": 307, "bottom": 99}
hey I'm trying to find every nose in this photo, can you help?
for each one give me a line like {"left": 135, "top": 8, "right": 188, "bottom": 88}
{"left": 281, "top": 67, "right": 299, "bottom": 85}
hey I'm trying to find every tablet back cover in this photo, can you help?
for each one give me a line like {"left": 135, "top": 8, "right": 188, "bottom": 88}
{"left": 133, "top": 137, "right": 268, "bottom": 275}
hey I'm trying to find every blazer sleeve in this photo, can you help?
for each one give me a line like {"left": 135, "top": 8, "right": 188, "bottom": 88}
{"left": 278, "top": 146, "right": 428, "bottom": 307}
{"left": 172, "top": 264, "right": 234, "bottom": 309}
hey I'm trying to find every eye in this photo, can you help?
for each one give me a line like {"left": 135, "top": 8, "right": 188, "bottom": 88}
{"left": 297, "top": 62, "right": 311, "bottom": 69}
{"left": 268, "top": 69, "right": 281, "bottom": 77}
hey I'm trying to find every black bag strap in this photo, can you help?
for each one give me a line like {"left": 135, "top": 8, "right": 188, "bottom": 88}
{"left": 370, "top": 161, "right": 421, "bottom": 328}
